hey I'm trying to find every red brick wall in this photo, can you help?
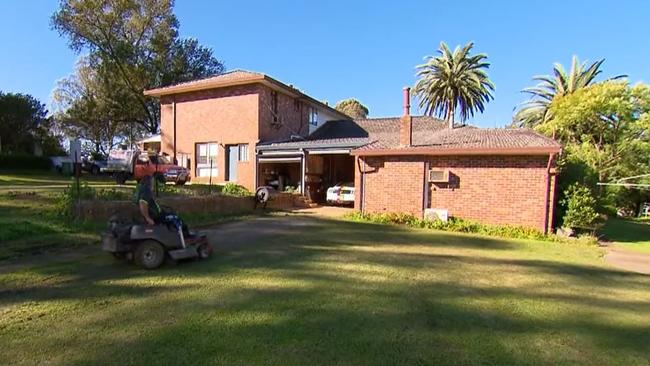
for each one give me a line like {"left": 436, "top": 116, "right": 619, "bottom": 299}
{"left": 258, "top": 86, "right": 309, "bottom": 142}
{"left": 160, "top": 85, "right": 260, "bottom": 190}
{"left": 357, "top": 156, "right": 426, "bottom": 217}
{"left": 159, "top": 83, "right": 309, "bottom": 192}
{"left": 356, "top": 154, "right": 553, "bottom": 232}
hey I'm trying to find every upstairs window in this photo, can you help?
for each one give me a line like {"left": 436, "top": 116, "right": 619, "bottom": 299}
{"left": 271, "top": 91, "right": 278, "bottom": 122}
{"left": 309, "top": 107, "right": 318, "bottom": 126}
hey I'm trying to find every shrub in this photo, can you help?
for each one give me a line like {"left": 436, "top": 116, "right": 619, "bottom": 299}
{"left": 345, "top": 211, "right": 557, "bottom": 242}
{"left": 221, "top": 183, "right": 252, "bottom": 197}
{"left": 55, "top": 180, "right": 94, "bottom": 218}
{"left": 0, "top": 154, "right": 51, "bottom": 170}
{"left": 561, "top": 183, "right": 600, "bottom": 229}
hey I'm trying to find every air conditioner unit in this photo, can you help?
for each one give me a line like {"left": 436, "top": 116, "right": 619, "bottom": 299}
{"left": 424, "top": 208, "right": 449, "bottom": 222}
{"left": 428, "top": 169, "right": 449, "bottom": 183}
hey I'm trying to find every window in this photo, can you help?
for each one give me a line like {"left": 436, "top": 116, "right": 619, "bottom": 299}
{"left": 238, "top": 143, "right": 249, "bottom": 162}
{"left": 309, "top": 107, "right": 318, "bottom": 126}
{"left": 271, "top": 91, "right": 278, "bottom": 122}
{"left": 196, "top": 142, "right": 218, "bottom": 177}
{"left": 176, "top": 153, "right": 190, "bottom": 169}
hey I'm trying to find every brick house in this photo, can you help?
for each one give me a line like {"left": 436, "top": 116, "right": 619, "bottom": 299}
{"left": 144, "top": 70, "right": 348, "bottom": 190}
{"left": 146, "top": 72, "right": 561, "bottom": 233}
{"left": 350, "top": 88, "right": 562, "bottom": 233}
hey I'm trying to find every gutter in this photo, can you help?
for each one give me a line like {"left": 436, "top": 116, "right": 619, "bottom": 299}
{"left": 543, "top": 152, "right": 560, "bottom": 234}
{"left": 351, "top": 146, "right": 562, "bottom": 157}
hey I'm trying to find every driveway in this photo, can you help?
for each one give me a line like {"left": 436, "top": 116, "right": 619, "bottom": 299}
{"left": 201, "top": 207, "right": 351, "bottom": 250}
{"left": 605, "top": 245, "right": 650, "bottom": 275}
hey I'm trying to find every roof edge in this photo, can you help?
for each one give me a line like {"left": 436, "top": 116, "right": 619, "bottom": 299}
{"left": 143, "top": 72, "right": 349, "bottom": 120}
{"left": 351, "top": 146, "right": 562, "bottom": 157}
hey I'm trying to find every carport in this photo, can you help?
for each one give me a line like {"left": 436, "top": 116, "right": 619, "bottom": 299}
{"left": 256, "top": 120, "right": 370, "bottom": 201}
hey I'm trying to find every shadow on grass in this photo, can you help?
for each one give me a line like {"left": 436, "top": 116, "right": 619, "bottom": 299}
{"left": 602, "top": 218, "right": 650, "bottom": 243}
{"left": 2, "top": 214, "right": 649, "bottom": 365}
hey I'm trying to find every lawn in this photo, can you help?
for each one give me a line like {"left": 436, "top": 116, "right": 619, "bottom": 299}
{"left": 0, "top": 170, "right": 116, "bottom": 187}
{"left": 602, "top": 217, "right": 650, "bottom": 254}
{"left": 1, "top": 216, "right": 648, "bottom": 365}
{"left": 0, "top": 189, "right": 243, "bottom": 260}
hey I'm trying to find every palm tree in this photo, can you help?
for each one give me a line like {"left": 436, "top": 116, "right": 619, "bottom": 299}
{"left": 414, "top": 42, "right": 494, "bottom": 127}
{"left": 514, "top": 56, "right": 621, "bottom": 128}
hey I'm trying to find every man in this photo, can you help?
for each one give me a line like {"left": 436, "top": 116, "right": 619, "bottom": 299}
{"left": 136, "top": 175, "right": 161, "bottom": 225}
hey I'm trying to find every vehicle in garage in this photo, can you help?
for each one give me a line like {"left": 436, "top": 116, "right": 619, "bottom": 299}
{"left": 326, "top": 182, "right": 355, "bottom": 205}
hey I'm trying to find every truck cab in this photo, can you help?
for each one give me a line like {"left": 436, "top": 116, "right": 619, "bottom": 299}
{"left": 104, "top": 149, "right": 190, "bottom": 185}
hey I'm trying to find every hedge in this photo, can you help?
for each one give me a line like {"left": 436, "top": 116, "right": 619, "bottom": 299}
{"left": 0, "top": 154, "right": 52, "bottom": 170}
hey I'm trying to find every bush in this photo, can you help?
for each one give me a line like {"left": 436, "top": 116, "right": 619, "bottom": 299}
{"left": 0, "top": 154, "right": 52, "bottom": 170}
{"left": 55, "top": 179, "right": 132, "bottom": 218}
{"left": 55, "top": 180, "right": 94, "bottom": 218}
{"left": 345, "top": 211, "right": 559, "bottom": 242}
{"left": 221, "top": 183, "right": 251, "bottom": 197}
{"left": 561, "top": 183, "right": 600, "bottom": 229}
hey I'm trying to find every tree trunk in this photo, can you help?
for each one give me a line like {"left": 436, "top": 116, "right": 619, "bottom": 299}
{"left": 447, "top": 103, "right": 455, "bottom": 129}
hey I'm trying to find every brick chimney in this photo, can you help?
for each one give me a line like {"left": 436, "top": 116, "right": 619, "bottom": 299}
{"left": 399, "top": 87, "right": 412, "bottom": 147}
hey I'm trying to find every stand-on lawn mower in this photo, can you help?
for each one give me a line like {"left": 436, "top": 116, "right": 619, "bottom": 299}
{"left": 101, "top": 209, "right": 213, "bottom": 269}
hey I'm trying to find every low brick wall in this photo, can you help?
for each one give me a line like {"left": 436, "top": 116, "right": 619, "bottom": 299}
{"left": 74, "top": 192, "right": 303, "bottom": 221}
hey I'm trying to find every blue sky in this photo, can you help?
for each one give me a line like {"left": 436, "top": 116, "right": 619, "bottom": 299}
{"left": 0, "top": 0, "right": 647, "bottom": 127}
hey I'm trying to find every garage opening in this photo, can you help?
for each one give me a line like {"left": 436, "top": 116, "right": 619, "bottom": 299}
{"left": 258, "top": 156, "right": 303, "bottom": 192}
{"left": 306, "top": 153, "right": 355, "bottom": 204}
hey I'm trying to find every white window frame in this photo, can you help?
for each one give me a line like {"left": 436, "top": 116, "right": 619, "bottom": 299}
{"left": 196, "top": 142, "right": 218, "bottom": 177}
{"left": 238, "top": 143, "right": 249, "bottom": 162}
{"left": 309, "top": 107, "right": 318, "bottom": 126}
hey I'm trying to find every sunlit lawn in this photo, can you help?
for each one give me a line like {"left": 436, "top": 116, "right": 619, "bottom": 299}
{"left": 1, "top": 217, "right": 648, "bottom": 365}
{"left": 602, "top": 217, "right": 650, "bottom": 254}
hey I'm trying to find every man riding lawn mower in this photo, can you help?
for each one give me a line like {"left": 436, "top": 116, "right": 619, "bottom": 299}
{"left": 101, "top": 175, "right": 213, "bottom": 269}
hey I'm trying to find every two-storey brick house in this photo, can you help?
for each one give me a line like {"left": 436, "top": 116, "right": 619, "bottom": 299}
{"left": 144, "top": 70, "right": 348, "bottom": 191}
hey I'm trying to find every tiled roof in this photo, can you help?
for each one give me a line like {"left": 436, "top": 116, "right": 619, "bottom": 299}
{"left": 354, "top": 122, "right": 561, "bottom": 155}
{"left": 257, "top": 120, "right": 370, "bottom": 151}
{"left": 257, "top": 115, "right": 561, "bottom": 155}
{"left": 144, "top": 70, "right": 264, "bottom": 96}
{"left": 355, "top": 116, "right": 449, "bottom": 148}
{"left": 143, "top": 69, "right": 350, "bottom": 120}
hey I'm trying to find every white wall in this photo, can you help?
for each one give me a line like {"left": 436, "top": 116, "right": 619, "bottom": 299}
{"left": 309, "top": 106, "right": 344, "bottom": 134}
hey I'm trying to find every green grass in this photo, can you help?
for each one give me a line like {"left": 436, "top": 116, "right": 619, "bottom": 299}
{"left": 602, "top": 218, "right": 650, "bottom": 253}
{"left": 1, "top": 217, "right": 649, "bottom": 365}
{"left": 0, "top": 170, "right": 117, "bottom": 187}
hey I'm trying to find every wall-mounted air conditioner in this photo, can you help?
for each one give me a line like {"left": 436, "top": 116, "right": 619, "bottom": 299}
{"left": 428, "top": 169, "right": 449, "bottom": 183}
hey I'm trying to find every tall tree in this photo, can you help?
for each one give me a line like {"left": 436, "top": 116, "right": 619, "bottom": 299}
{"left": 514, "top": 56, "right": 623, "bottom": 128}
{"left": 335, "top": 98, "right": 369, "bottom": 119}
{"left": 539, "top": 81, "right": 650, "bottom": 184}
{"left": 0, "top": 92, "right": 62, "bottom": 155}
{"left": 52, "top": 58, "right": 128, "bottom": 155}
{"left": 414, "top": 42, "right": 494, "bottom": 127}
{"left": 51, "top": 0, "right": 224, "bottom": 134}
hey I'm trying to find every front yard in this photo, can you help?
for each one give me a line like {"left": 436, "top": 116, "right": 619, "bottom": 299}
{"left": 1, "top": 215, "right": 649, "bottom": 365}
{"left": 602, "top": 217, "right": 650, "bottom": 254}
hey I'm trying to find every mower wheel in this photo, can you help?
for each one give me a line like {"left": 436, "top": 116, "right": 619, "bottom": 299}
{"left": 197, "top": 243, "right": 213, "bottom": 260}
{"left": 134, "top": 240, "right": 165, "bottom": 269}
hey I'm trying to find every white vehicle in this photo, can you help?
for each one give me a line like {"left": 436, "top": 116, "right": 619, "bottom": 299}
{"left": 326, "top": 182, "right": 355, "bottom": 205}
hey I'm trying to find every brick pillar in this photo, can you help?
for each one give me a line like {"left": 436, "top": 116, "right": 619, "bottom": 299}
{"left": 399, "top": 115, "right": 412, "bottom": 147}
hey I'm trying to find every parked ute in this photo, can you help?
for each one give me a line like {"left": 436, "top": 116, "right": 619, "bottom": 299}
{"left": 326, "top": 182, "right": 355, "bottom": 205}
{"left": 81, "top": 155, "right": 107, "bottom": 175}
{"left": 103, "top": 149, "right": 190, "bottom": 185}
